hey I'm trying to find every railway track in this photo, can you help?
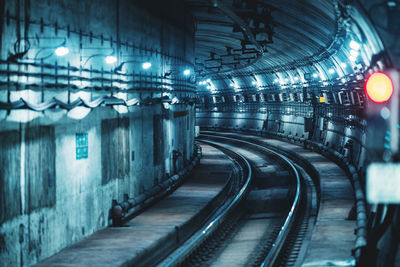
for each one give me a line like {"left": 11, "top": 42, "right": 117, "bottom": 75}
{"left": 158, "top": 139, "right": 253, "bottom": 266}
{"left": 158, "top": 134, "right": 319, "bottom": 267}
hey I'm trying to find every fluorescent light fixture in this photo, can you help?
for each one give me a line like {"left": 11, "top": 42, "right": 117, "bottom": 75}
{"left": 142, "top": 62, "right": 152, "bottom": 69}
{"left": 340, "top": 62, "right": 347, "bottom": 68}
{"left": 230, "top": 83, "right": 239, "bottom": 89}
{"left": 349, "top": 55, "right": 357, "bottom": 62}
{"left": 198, "top": 82, "right": 202, "bottom": 85}
{"left": 350, "top": 50, "right": 359, "bottom": 57}
{"left": 349, "top": 40, "right": 361, "bottom": 50}
{"left": 55, "top": 46, "right": 69, "bottom": 57}
{"left": 171, "top": 97, "right": 179, "bottom": 104}
{"left": 105, "top": 56, "right": 117, "bottom": 64}
{"left": 206, "top": 78, "right": 211, "bottom": 82}
{"left": 329, "top": 68, "right": 335, "bottom": 74}
{"left": 183, "top": 69, "right": 191, "bottom": 76}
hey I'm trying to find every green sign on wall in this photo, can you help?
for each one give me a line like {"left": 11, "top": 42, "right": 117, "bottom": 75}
{"left": 76, "top": 133, "right": 88, "bottom": 160}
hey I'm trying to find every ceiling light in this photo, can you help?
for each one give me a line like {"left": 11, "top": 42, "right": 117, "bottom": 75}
{"left": 171, "top": 97, "right": 179, "bottom": 104}
{"left": 329, "top": 68, "right": 335, "bottom": 74}
{"left": 349, "top": 40, "right": 361, "bottom": 50}
{"left": 142, "top": 62, "right": 152, "bottom": 69}
{"left": 313, "top": 73, "right": 319, "bottom": 78}
{"left": 183, "top": 69, "right": 191, "bottom": 76}
{"left": 350, "top": 50, "right": 359, "bottom": 57}
{"left": 105, "top": 56, "right": 117, "bottom": 64}
{"left": 55, "top": 46, "right": 69, "bottom": 57}
{"left": 349, "top": 55, "right": 357, "bottom": 62}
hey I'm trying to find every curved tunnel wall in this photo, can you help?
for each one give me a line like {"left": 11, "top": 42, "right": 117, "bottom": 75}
{"left": 197, "top": 110, "right": 367, "bottom": 171}
{"left": 196, "top": 4, "right": 384, "bottom": 176}
{"left": 0, "top": 1, "right": 195, "bottom": 266}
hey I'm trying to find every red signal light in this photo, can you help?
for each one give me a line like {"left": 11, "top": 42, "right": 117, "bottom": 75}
{"left": 365, "top": 72, "right": 394, "bottom": 103}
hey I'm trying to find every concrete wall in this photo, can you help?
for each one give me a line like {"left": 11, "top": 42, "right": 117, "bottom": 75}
{"left": 0, "top": 0, "right": 195, "bottom": 266}
{"left": 0, "top": 105, "right": 195, "bottom": 266}
{"left": 0, "top": 0, "right": 193, "bottom": 69}
{"left": 197, "top": 111, "right": 367, "bottom": 172}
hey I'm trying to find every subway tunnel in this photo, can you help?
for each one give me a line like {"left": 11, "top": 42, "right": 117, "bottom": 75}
{"left": 0, "top": 0, "right": 400, "bottom": 266}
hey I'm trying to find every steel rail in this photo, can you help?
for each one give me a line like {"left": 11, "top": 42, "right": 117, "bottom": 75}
{"left": 199, "top": 134, "right": 302, "bottom": 267}
{"left": 158, "top": 139, "right": 252, "bottom": 267}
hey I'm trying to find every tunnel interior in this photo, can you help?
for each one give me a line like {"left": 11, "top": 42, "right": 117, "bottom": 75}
{"left": 0, "top": 0, "right": 400, "bottom": 266}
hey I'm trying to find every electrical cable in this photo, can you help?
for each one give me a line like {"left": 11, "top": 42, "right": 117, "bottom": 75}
{"left": 0, "top": 95, "right": 193, "bottom": 112}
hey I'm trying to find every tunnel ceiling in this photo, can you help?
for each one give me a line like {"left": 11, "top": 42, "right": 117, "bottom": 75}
{"left": 186, "top": 0, "right": 339, "bottom": 78}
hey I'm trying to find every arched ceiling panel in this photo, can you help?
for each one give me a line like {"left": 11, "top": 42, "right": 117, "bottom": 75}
{"left": 185, "top": 0, "right": 339, "bottom": 79}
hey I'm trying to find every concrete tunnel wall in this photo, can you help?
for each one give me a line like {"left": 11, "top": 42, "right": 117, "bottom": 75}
{"left": 196, "top": 111, "right": 368, "bottom": 173}
{"left": 194, "top": 2, "right": 382, "bottom": 179}
{"left": 0, "top": 0, "right": 195, "bottom": 266}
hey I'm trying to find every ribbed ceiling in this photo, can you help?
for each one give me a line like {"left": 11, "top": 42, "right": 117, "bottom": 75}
{"left": 186, "top": 0, "right": 339, "bottom": 78}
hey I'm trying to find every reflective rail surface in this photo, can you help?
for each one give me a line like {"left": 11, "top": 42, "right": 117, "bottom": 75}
{"left": 200, "top": 134, "right": 302, "bottom": 267}
{"left": 158, "top": 139, "right": 253, "bottom": 267}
